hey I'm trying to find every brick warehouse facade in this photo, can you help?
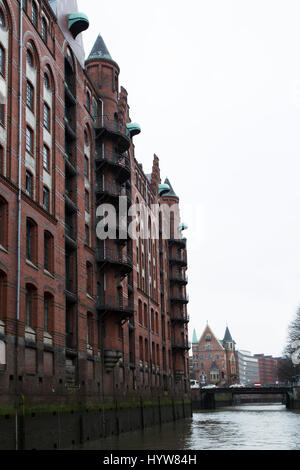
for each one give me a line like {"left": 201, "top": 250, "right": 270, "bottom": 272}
{"left": 191, "top": 325, "right": 238, "bottom": 387}
{"left": 0, "top": 0, "right": 190, "bottom": 449}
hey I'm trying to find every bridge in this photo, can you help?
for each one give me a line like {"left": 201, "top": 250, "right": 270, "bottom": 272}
{"left": 208, "top": 386, "right": 292, "bottom": 395}
{"left": 191, "top": 385, "right": 297, "bottom": 410}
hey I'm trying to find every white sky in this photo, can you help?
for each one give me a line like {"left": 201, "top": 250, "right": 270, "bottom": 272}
{"left": 78, "top": 0, "right": 300, "bottom": 357}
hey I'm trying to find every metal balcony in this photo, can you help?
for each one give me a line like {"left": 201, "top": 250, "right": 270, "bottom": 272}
{"left": 168, "top": 237, "right": 187, "bottom": 249}
{"left": 170, "top": 292, "right": 189, "bottom": 304}
{"left": 170, "top": 311, "right": 190, "bottom": 323}
{"left": 96, "top": 247, "right": 133, "bottom": 274}
{"left": 65, "top": 224, "right": 77, "bottom": 249}
{"left": 95, "top": 150, "right": 131, "bottom": 184}
{"left": 169, "top": 272, "right": 188, "bottom": 285}
{"left": 171, "top": 338, "right": 191, "bottom": 351}
{"left": 94, "top": 115, "right": 131, "bottom": 153}
{"left": 96, "top": 294, "right": 134, "bottom": 319}
{"left": 169, "top": 251, "right": 187, "bottom": 267}
{"left": 95, "top": 180, "right": 131, "bottom": 206}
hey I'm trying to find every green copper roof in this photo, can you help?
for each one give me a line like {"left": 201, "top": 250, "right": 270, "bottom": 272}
{"left": 163, "top": 178, "right": 178, "bottom": 198}
{"left": 87, "top": 34, "right": 113, "bottom": 61}
{"left": 126, "top": 123, "right": 141, "bottom": 138}
{"left": 192, "top": 329, "right": 198, "bottom": 343}
{"left": 68, "top": 13, "right": 89, "bottom": 39}
{"left": 158, "top": 183, "right": 170, "bottom": 196}
{"left": 179, "top": 223, "right": 188, "bottom": 231}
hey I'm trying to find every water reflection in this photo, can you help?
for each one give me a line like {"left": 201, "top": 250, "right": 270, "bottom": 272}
{"left": 79, "top": 404, "right": 300, "bottom": 450}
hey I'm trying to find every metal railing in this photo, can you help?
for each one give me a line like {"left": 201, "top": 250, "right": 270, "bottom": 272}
{"left": 96, "top": 246, "right": 133, "bottom": 267}
{"left": 169, "top": 251, "right": 187, "bottom": 265}
{"left": 170, "top": 292, "right": 189, "bottom": 303}
{"left": 170, "top": 311, "right": 190, "bottom": 322}
{"left": 169, "top": 272, "right": 188, "bottom": 283}
{"left": 94, "top": 115, "right": 127, "bottom": 135}
{"left": 171, "top": 337, "right": 191, "bottom": 350}
{"left": 96, "top": 294, "right": 134, "bottom": 313}
{"left": 95, "top": 150, "right": 131, "bottom": 171}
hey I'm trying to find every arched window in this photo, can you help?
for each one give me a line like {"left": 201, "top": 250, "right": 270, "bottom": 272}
{"left": 86, "top": 91, "right": 90, "bottom": 111}
{"left": 0, "top": 196, "right": 8, "bottom": 248}
{"left": 43, "top": 72, "right": 50, "bottom": 89}
{"left": 26, "top": 49, "right": 34, "bottom": 68}
{"left": 43, "top": 186, "right": 50, "bottom": 211}
{"left": 0, "top": 45, "right": 5, "bottom": 77}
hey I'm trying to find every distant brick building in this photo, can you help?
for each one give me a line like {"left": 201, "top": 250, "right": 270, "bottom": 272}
{"left": 191, "top": 325, "right": 238, "bottom": 386}
{"left": 0, "top": 0, "right": 190, "bottom": 415}
{"left": 254, "top": 354, "right": 279, "bottom": 385}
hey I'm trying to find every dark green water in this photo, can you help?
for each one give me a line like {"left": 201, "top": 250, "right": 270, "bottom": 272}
{"left": 79, "top": 404, "right": 300, "bottom": 450}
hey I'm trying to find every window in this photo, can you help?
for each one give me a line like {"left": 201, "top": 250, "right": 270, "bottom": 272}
{"left": 85, "top": 224, "right": 89, "bottom": 245}
{"left": 85, "top": 190, "right": 89, "bottom": 212}
{"left": 0, "top": 145, "right": 3, "bottom": 174}
{"left": 43, "top": 145, "right": 50, "bottom": 171}
{"left": 44, "top": 231, "right": 53, "bottom": 273}
{"left": 44, "top": 293, "right": 53, "bottom": 332}
{"left": 43, "top": 73, "right": 50, "bottom": 89}
{"left": 32, "top": 2, "right": 38, "bottom": 27}
{"left": 26, "top": 218, "right": 37, "bottom": 264}
{"left": 43, "top": 103, "right": 50, "bottom": 130}
{"left": 25, "top": 284, "right": 36, "bottom": 327}
{"left": 41, "top": 18, "right": 47, "bottom": 43}
{"left": 0, "top": 45, "right": 5, "bottom": 76}
{"left": 0, "top": 10, "right": 5, "bottom": 28}
{"left": 0, "top": 197, "right": 8, "bottom": 248}
{"left": 26, "top": 126, "right": 34, "bottom": 153}
{"left": 43, "top": 186, "right": 50, "bottom": 211}
{"left": 0, "top": 270, "right": 7, "bottom": 321}
{"left": 86, "top": 262, "right": 93, "bottom": 296}
{"left": 86, "top": 91, "right": 90, "bottom": 111}
{"left": 0, "top": 103, "right": 4, "bottom": 127}
{"left": 25, "top": 170, "right": 33, "bottom": 197}
{"left": 84, "top": 156, "right": 89, "bottom": 178}
{"left": 22, "top": 0, "right": 27, "bottom": 12}
{"left": 26, "top": 49, "right": 34, "bottom": 67}
{"left": 87, "top": 313, "right": 93, "bottom": 345}
{"left": 26, "top": 81, "right": 34, "bottom": 111}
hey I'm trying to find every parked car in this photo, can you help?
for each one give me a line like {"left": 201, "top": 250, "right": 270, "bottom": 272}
{"left": 254, "top": 383, "right": 262, "bottom": 387}
{"left": 202, "top": 384, "right": 217, "bottom": 389}
{"left": 190, "top": 380, "right": 200, "bottom": 389}
{"left": 229, "top": 383, "right": 245, "bottom": 388}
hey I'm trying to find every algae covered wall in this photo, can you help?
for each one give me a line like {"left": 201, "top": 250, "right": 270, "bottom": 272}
{"left": 0, "top": 394, "right": 192, "bottom": 450}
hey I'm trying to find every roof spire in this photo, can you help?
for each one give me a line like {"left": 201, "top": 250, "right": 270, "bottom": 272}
{"left": 87, "top": 34, "right": 113, "bottom": 61}
{"left": 192, "top": 329, "right": 198, "bottom": 343}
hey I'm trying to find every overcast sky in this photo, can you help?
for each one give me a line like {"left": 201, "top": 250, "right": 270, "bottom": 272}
{"left": 78, "top": 0, "right": 300, "bottom": 357}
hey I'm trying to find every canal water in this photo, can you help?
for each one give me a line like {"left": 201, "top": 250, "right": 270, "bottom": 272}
{"left": 79, "top": 404, "right": 300, "bottom": 450}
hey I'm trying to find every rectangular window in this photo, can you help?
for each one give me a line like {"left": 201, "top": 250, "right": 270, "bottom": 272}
{"left": 26, "top": 126, "right": 34, "bottom": 153}
{"left": 0, "top": 46, "right": 5, "bottom": 76}
{"left": 25, "top": 171, "right": 33, "bottom": 197}
{"left": 43, "top": 103, "right": 50, "bottom": 130}
{"left": 43, "top": 145, "right": 50, "bottom": 171}
{"left": 44, "top": 296, "right": 49, "bottom": 331}
{"left": 26, "top": 81, "right": 34, "bottom": 111}
{"left": 26, "top": 220, "right": 33, "bottom": 261}
{"left": 0, "top": 145, "right": 3, "bottom": 174}
{"left": 84, "top": 156, "right": 89, "bottom": 178}
{"left": 85, "top": 224, "right": 89, "bottom": 245}
{"left": 0, "top": 104, "right": 4, "bottom": 127}
{"left": 43, "top": 186, "right": 50, "bottom": 211}
{"left": 85, "top": 190, "right": 89, "bottom": 212}
{"left": 32, "top": 2, "right": 38, "bottom": 26}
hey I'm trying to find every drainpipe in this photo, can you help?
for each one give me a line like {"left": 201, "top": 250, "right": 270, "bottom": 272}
{"left": 145, "top": 178, "right": 153, "bottom": 389}
{"left": 15, "top": 1, "right": 23, "bottom": 450}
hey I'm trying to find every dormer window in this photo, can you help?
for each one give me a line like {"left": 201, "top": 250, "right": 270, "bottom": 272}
{"left": 205, "top": 334, "right": 211, "bottom": 341}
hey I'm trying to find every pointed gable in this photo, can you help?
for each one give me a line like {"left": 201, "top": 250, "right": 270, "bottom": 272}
{"left": 197, "top": 324, "right": 225, "bottom": 351}
{"left": 88, "top": 34, "right": 113, "bottom": 61}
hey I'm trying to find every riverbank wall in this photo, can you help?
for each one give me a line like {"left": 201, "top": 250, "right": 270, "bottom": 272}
{"left": 0, "top": 394, "right": 192, "bottom": 450}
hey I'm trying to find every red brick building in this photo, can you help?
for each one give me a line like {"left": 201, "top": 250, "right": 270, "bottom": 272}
{"left": 0, "top": 0, "right": 189, "bottom": 414}
{"left": 191, "top": 325, "right": 238, "bottom": 386}
{"left": 254, "top": 354, "right": 279, "bottom": 385}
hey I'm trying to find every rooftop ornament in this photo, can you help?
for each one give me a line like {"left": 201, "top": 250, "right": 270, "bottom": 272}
{"left": 158, "top": 184, "right": 170, "bottom": 197}
{"left": 126, "top": 123, "right": 141, "bottom": 138}
{"left": 179, "top": 223, "right": 188, "bottom": 231}
{"left": 68, "top": 13, "right": 89, "bottom": 39}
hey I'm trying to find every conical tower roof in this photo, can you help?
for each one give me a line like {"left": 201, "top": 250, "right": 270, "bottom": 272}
{"left": 87, "top": 34, "right": 113, "bottom": 61}
{"left": 223, "top": 326, "right": 233, "bottom": 342}
{"left": 192, "top": 329, "right": 198, "bottom": 343}
{"left": 163, "top": 178, "right": 178, "bottom": 198}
